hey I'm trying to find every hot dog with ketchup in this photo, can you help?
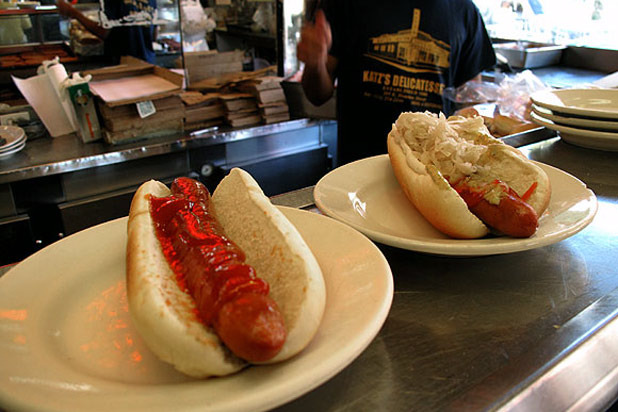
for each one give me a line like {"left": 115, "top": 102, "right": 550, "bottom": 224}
{"left": 126, "top": 168, "right": 326, "bottom": 378}
{"left": 387, "top": 111, "right": 551, "bottom": 239}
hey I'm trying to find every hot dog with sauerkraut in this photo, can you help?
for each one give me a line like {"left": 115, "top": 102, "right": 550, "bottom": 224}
{"left": 387, "top": 111, "right": 551, "bottom": 238}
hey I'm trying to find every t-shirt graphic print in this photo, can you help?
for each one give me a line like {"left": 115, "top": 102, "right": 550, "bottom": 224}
{"left": 362, "top": 9, "right": 449, "bottom": 112}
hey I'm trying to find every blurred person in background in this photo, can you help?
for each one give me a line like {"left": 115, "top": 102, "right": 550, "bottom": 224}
{"left": 56, "top": 0, "right": 157, "bottom": 64}
{"left": 297, "top": 0, "right": 496, "bottom": 165}
{"left": 0, "top": 2, "right": 32, "bottom": 45}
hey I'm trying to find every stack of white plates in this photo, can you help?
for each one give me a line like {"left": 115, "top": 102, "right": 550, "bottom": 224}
{"left": 0, "top": 125, "right": 27, "bottom": 159}
{"left": 530, "top": 88, "right": 618, "bottom": 151}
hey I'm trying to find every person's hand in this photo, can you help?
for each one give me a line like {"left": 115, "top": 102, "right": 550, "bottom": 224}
{"left": 297, "top": 10, "right": 332, "bottom": 71}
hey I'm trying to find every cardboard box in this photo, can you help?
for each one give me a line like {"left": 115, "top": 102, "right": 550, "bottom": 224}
{"left": 103, "top": 119, "right": 184, "bottom": 145}
{"left": 183, "top": 50, "right": 244, "bottom": 86}
{"left": 97, "top": 95, "right": 183, "bottom": 119}
{"left": 83, "top": 58, "right": 185, "bottom": 144}
{"left": 82, "top": 57, "right": 184, "bottom": 107}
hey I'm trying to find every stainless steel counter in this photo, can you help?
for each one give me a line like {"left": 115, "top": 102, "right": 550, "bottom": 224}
{"left": 2, "top": 132, "right": 618, "bottom": 411}
{"left": 0, "top": 118, "right": 326, "bottom": 185}
{"left": 269, "top": 136, "right": 618, "bottom": 411}
{"left": 0, "top": 117, "right": 337, "bottom": 265}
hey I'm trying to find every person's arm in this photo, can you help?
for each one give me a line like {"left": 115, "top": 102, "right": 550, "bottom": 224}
{"left": 56, "top": 0, "right": 110, "bottom": 40}
{"left": 296, "top": 10, "right": 337, "bottom": 106}
{"left": 453, "top": 1, "right": 496, "bottom": 87}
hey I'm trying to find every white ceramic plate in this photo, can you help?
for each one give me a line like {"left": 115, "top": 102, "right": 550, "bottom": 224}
{"left": 0, "top": 207, "right": 393, "bottom": 412}
{"left": 531, "top": 103, "right": 618, "bottom": 131}
{"left": 0, "top": 125, "right": 26, "bottom": 150}
{"left": 0, "top": 142, "right": 26, "bottom": 158}
{"left": 314, "top": 155, "right": 597, "bottom": 256}
{"left": 530, "top": 88, "right": 618, "bottom": 120}
{"left": 530, "top": 111, "right": 618, "bottom": 151}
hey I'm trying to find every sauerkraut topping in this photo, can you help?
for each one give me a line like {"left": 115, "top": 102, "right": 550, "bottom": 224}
{"left": 392, "top": 111, "right": 493, "bottom": 182}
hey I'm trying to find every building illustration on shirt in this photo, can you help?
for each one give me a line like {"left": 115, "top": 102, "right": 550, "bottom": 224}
{"left": 366, "top": 9, "right": 450, "bottom": 74}
{"left": 99, "top": 0, "right": 159, "bottom": 28}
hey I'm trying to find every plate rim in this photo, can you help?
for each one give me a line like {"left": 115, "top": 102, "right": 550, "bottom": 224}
{"left": 531, "top": 103, "right": 618, "bottom": 131}
{"left": 0, "top": 125, "right": 26, "bottom": 150}
{"left": 0, "top": 142, "right": 26, "bottom": 158}
{"left": 314, "top": 154, "right": 598, "bottom": 256}
{"left": 0, "top": 207, "right": 394, "bottom": 412}
{"left": 530, "top": 111, "right": 618, "bottom": 139}
{"left": 530, "top": 89, "right": 618, "bottom": 120}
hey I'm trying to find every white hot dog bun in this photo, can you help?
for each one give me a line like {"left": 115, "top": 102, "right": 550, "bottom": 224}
{"left": 387, "top": 111, "right": 551, "bottom": 239}
{"left": 126, "top": 168, "right": 326, "bottom": 378}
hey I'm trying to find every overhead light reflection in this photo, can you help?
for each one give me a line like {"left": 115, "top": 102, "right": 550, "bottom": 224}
{"left": 348, "top": 192, "right": 367, "bottom": 218}
{"left": 0, "top": 309, "right": 27, "bottom": 321}
{"left": 9, "top": 376, "right": 96, "bottom": 392}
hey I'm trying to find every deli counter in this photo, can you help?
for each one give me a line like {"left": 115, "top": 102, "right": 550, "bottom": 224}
{"left": 1, "top": 126, "right": 618, "bottom": 411}
{"left": 0, "top": 118, "right": 337, "bottom": 265}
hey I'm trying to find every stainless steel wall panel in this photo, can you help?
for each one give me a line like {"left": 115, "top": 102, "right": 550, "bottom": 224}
{"left": 0, "top": 183, "right": 16, "bottom": 218}
{"left": 0, "top": 214, "right": 34, "bottom": 265}
{"left": 225, "top": 125, "right": 321, "bottom": 165}
{"left": 61, "top": 152, "right": 190, "bottom": 201}
{"left": 58, "top": 187, "right": 136, "bottom": 236}
{"left": 221, "top": 145, "right": 330, "bottom": 197}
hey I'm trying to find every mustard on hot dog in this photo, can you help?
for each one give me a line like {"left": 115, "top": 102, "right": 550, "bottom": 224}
{"left": 387, "top": 111, "right": 551, "bottom": 238}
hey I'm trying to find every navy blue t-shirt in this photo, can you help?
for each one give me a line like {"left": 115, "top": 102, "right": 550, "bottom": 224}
{"left": 322, "top": 0, "right": 496, "bottom": 165}
{"left": 103, "top": 0, "right": 157, "bottom": 64}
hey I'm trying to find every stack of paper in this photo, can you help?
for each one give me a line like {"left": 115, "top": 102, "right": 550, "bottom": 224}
{"left": 12, "top": 59, "right": 78, "bottom": 137}
{"left": 219, "top": 92, "right": 261, "bottom": 127}
{"left": 181, "top": 91, "right": 225, "bottom": 131}
{"left": 83, "top": 58, "right": 185, "bottom": 144}
{"left": 236, "top": 76, "right": 290, "bottom": 124}
{"left": 97, "top": 95, "right": 185, "bottom": 143}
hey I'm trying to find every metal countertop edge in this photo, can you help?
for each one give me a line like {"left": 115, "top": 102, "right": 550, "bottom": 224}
{"left": 269, "top": 175, "right": 618, "bottom": 411}
{"left": 0, "top": 120, "right": 547, "bottom": 185}
{"left": 449, "top": 287, "right": 618, "bottom": 412}
{"left": 0, "top": 118, "right": 319, "bottom": 184}
{"left": 500, "top": 126, "right": 556, "bottom": 148}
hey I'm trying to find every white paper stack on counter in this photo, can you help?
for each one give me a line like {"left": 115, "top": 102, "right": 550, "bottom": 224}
{"left": 12, "top": 58, "right": 79, "bottom": 137}
{"left": 530, "top": 88, "right": 618, "bottom": 151}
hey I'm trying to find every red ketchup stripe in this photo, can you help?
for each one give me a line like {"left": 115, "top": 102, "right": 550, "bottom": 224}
{"left": 521, "top": 181, "right": 538, "bottom": 202}
{"left": 149, "top": 177, "right": 286, "bottom": 362}
{"left": 450, "top": 178, "right": 539, "bottom": 237}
